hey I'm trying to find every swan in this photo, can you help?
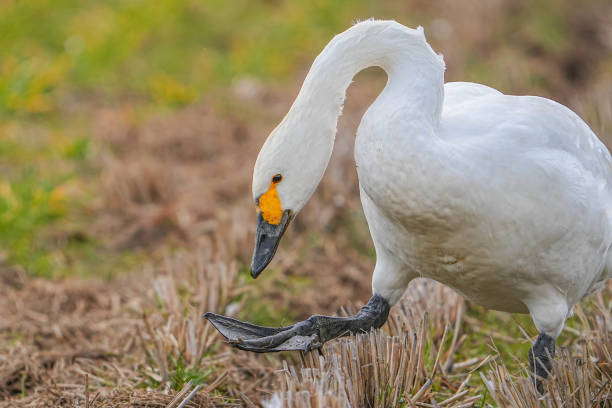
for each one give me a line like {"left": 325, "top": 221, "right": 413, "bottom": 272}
{"left": 205, "top": 20, "right": 612, "bottom": 392}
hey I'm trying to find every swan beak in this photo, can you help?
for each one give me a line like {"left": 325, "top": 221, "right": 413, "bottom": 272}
{"left": 250, "top": 210, "right": 293, "bottom": 278}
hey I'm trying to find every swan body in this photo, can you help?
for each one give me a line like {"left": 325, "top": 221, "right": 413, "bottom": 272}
{"left": 360, "top": 82, "right": 612, "bottom": 334}
{"left": 206, "top": 20, "right": 611, "bottom": 389}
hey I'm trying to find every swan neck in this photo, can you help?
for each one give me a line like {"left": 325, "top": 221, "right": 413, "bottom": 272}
{"left": 291, "top": 22, "right": 445, "bottom": 127}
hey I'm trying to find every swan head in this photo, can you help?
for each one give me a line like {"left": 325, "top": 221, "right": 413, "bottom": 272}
{"left": 249, "top": 114, "right": 334, "bottom": 278}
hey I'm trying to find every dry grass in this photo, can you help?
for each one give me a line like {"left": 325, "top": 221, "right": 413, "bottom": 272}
{"left": 267, "top": 281, "right": 471, "bottom": 408}
{"left": 268, "top": 283, "right": 612, "bottom": 408}
{"left": 0, "top": 244, "right": 270, "bottom": 407}
{"left": 482, "top": 295, "right": 612, "bottom": 407}
{"left": 2, "top": 256, "right": 610, "bottom": 407}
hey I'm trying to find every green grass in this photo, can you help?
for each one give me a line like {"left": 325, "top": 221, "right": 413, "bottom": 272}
{"left": 142, "top": 352, "right": 212, "bottom": 391}
{"left": 0, "top": 119, "right": 86, "bottom": 277}
{"left": 0, "top": 0, "right": 392, "bottom": 116}
{"left": 168, "top": 354, "right": 211, "bottom": 391}
{"left": 236, "top": 265, "right": 303, "bottom": 327}
{"left": 0, "top": 168, "right": 66, "bottom": 275}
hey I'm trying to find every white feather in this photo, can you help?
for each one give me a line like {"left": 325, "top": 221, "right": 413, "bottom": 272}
{"left": 252, "top": 20, "right": 612, "bottom": 338}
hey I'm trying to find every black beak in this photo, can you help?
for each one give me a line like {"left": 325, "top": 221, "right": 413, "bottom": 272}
{"left": 250, "top": 210, "right": 293, "bottom": 278}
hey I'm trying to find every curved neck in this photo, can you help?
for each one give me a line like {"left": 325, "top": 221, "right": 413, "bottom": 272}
{"left": 289, "top": 21, "right": 445, "bottom": 134}
{"left": 251, "top": 21, "right": 446, "bottom": 215}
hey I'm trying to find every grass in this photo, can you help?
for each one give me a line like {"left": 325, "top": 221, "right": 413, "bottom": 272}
{"left": 3, "top": 0, "right": 610, "bottom": 278}
{"left": 0, "top": 122, "right": 79, "bottom": 277}
{"left": 1, "top": 0, "right": 611, "bottom": 406}
{"left": 0, "top": 0, "right": 390, "bottom": 277}
{"left": 236, "top": 266, "right": 302, "bottom": 327}
{"left": 0, "top": 0, "right": 392, "bottom": 116}
{"left": 147, "top": 353, "right": 211, "bottom": 391}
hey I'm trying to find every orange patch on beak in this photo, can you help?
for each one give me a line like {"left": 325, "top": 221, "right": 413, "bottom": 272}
{"left": 259, "top": 182, "right": 283, "bottom": 225}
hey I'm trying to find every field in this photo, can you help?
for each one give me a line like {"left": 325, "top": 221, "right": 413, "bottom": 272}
{"left": 1, "top": 0, "right": 611, "bottom": 406}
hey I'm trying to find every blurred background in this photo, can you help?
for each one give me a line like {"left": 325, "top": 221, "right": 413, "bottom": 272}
{"left": 1, "top": 0, "right": 611, "bottom": 405}
{"left": 2, "top": 0, "right": 611, "bottom": 279}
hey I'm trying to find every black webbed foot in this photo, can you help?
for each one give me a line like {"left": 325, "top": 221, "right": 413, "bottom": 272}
{"left": 204, "top": 294, "right": 390, "bottom": 353}
{"left": 204, "top": 313, "right": 320, "bottom": 352}
{"left": 528, "top": 333, "right": 556, "bottom": 394}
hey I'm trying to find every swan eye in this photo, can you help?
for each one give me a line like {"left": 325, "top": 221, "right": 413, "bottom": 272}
{"left": 272, "top": 174, "right": 282, "bottom": 184}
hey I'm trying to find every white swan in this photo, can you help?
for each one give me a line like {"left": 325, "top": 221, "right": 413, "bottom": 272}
{"left": 205, "top": 20, "right": 612, "bottom": 391}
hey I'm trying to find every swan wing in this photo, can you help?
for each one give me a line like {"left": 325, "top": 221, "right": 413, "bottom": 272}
{"left": 441, "top": 89, "right": 612, "bottom": 189}
{"left": 439, "top": 90, "right": 612, "bottom": 292}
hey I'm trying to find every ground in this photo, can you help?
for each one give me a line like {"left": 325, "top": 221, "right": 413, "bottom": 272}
{"left": 1, "top": 0, "right": 611, "bottom": 407}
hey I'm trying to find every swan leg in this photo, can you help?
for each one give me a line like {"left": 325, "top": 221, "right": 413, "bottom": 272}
{"left": 528, "top": 333, "right": 556, "bottom": 394}
{"left": 525, "top": 293, "right": 567, "bottom": 394}
{"left": 204, "top": 293, "right": 390, "bottom": 352}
